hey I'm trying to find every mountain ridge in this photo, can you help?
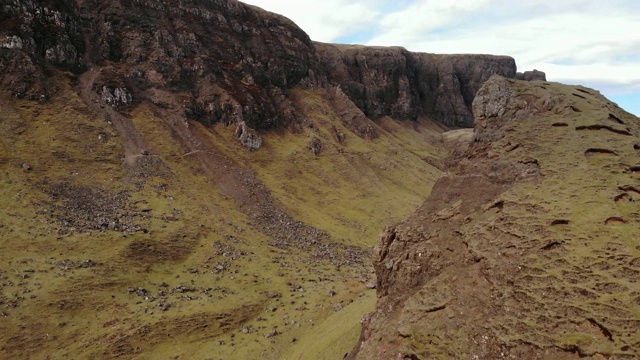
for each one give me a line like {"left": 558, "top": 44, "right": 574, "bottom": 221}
{"left": 2, "top": 1, "right": 638, "bottom": 359}
{"left": 1, "top": 0, "right": 540, "bottom": 135}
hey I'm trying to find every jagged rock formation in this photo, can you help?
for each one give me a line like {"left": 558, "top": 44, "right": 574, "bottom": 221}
{"left": 349, "top": 76, "right": 640, "bottom": 359}
{"left": 0, "top": 0, "right": 84, "bottom": 100}
{"left": 316, "top": 43, "right": 517, "bottom": 127}
{"left": 1, "top": 0, "right": 530, "bottom": 139}
{"left": 516, "top": 69, "right": 547, "bottom": 81}
{"left": 1, "top": 0, "right": 315, "bottom": 141}
{"left": 234, "top": 121, "right": 262, "bottom": 150}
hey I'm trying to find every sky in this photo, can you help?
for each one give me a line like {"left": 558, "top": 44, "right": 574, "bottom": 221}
{"left": 242, "top": 0, "right": 640, "bottom": 116}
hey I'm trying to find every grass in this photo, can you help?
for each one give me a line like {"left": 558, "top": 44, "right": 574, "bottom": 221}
{"left": 358, "top": 78, "right": 640, "bottom": 358}
{"left": 281, "top": 290, "right": 376, "bottom": 360}
{"left": 200, "top": 88, "right": 442, "bottom": 248}
{"left": 0, "top": 74, "right": 444, "bottom": 359}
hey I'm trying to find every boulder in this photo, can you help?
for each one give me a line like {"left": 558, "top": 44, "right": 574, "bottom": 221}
{"left": 234, "top": 121, "right": 262, "bottom": 150}
{"left": 515, "top": 69, "right": 547, "bottom": 81}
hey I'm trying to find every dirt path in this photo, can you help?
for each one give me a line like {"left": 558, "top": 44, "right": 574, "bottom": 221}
{"left": 77, "top": 68, "right": 152, "bottom": 167}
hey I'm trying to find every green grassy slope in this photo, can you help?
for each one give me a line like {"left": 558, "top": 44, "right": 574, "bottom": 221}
{"left": 0, "top": 73, "right": 443, "bottom": 359}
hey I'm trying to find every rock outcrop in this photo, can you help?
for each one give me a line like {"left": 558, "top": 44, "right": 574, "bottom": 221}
{"left": 316, "top": 43, "right": 517, "bottom": 128}
{"left": 1, "top": 0, "right": 314, "bottom": 133}
{"left": 0, "top": 0, "right": 84, "bottom": 100}
{"left": 2, "top": 0, "right": 532, "bottom": 137}
{"left": 516, "top": 69, "right": 546, "bottom": 81}
{"left": 349, "top": 76, "right": 640, "bottom": 359}
{"left": 234, "top": 121, "right": 262, "bottom": 150}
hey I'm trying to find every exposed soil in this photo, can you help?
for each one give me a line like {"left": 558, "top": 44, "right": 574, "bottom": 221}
{"left": 576, "top": 124, "right": 632, "bottom": 136}
{"left": 604, "top": 216, "right": 627, "bottom": 225}
{"left": 78, "top": 68, "right": 154, "bottom": 168}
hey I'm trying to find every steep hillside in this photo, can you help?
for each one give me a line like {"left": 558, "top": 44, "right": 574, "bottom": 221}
{"left": 349, "top": 76, "right": 640, "bottom": 359}
{"left": 0, "top": 1, "right": 450, "bottom": 357}
{"left": 3, "top": 1, "right": 617, "bottom": 359}
{"left": 1, "top": 0, "right": 527, "bottom": 137}
{"left": 0, "top": 68, "right": 445, "bottom": 359}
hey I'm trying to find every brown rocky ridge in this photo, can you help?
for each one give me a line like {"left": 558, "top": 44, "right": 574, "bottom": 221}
{"left": 348, "top": 76, "right": 640, "bottom": 359}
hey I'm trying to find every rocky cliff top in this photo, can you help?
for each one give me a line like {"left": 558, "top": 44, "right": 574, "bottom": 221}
{"left": 350, "top": 76, "right": 640, "bottom": 359}
{"left": 1, "top": 0, "right": 316, "bottom": 134}
{"left": 1, "top": 0, "right": 540, "bottom": 135}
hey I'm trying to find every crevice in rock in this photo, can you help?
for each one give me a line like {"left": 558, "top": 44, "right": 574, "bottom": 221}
{"left": 587, "top": 318, "right": 614, "bottom": 341}
{"left": 488, "top": 200, "right": 504, "bottom": 211}
{"left": 541, "top": 241, "right": 564, "bottom": 250}
{"left": 584, "top": 148, "right": 619, "bottom": 157}
{"left": 619, "top": 185, "right": 640, "bottom": 195}
{"left": 575, "top": 125, "right": 631, "bottom": 136}
{"left": 605, "top": 217, "right": 627, "bottom": 225}
{"left": 552, "top": 122, "right": 568, "bottom": 127}
{"left": 425, "top": 304, "right": 447, "bottom": 313}
{"left": 506, "top": 143, "right": 521, "bottom": 152}
{"left": 614, "top": 193, "right": 632, "bottom": 202}
{"left": 550, "top": 219, "right": 570, "bottom": 226}
{"left": 572, "top": 93, "right": 587, "bottom": 100}
{"left": 608, "top": 113, "right": 624, "bottom": 125}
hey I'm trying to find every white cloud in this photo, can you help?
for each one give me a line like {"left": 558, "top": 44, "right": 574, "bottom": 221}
{"left": 370, "top": 0, "right": 492, "bottom": 45}
{"left": 242, "top": 0, "right": 382, "bottom": 42}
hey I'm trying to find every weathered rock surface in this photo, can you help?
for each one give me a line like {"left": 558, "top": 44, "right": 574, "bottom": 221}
{"left": 316, "top": 43, "right": 518, "bottom": 128}
{"left": 328, "top": 85, "right": 378, "bottom": 139}
{"left": 1, "top": 0, "right": 314, "bottom": 132}
{"left": 2, "top": 0, "right": 536, "bottom": 136}
{"left": 0, "top": 0, "right": 84, "bottom": 100}
{"left": 349, "top": 77, "right": 640, "bottom": 359}
{"left": 516, "top": 69, "right": 547, "bottom": 81}
{"left": 234, "top": 121, "right": 262, "bottom": 150}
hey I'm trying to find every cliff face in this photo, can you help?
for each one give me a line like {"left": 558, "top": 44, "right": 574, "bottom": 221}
{"left": 1, "top": 0, "right": 525, "bottom": 135}
{"left": 0, "top": 0, "right": 85, "bottom": 99}
{"left": 1, "top": 0, "right": 315, "bottom": 132}
{"left": 350, "top": 76, "right": 640, "bottom": 359}
{"left": 316, "top": 43, "right": 517, "bottom": 128}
